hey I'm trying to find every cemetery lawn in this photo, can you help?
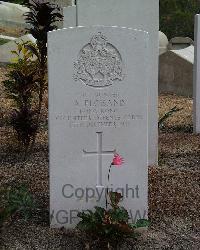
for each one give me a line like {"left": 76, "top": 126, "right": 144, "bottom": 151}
{"left": 0, "top": 66, "right": 200, "bottom": 249}
{"left": 0, "top": 38, "right": 11, "bottom": 46}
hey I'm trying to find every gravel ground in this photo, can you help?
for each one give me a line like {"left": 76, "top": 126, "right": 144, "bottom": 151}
{"left": 0, "top": 67, "right": 200, "bottom": 249}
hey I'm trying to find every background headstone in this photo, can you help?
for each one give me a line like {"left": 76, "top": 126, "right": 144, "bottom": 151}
{"left": 159, "top": 31, "right": 169, "bottom": 55}
{"left": 63, "top": 6, "right": 77, "bottom": 27}
{"left": 48, "top": 26, "right": 149, "bottom": 228}
{"left": 193, "top": 14, "right": 200, "bottom": 133}
{"left": 72, "top": 0, "right": 159, "bottom": 165}
{"left": 159, "top": 45, "right": 194, "bottom": 97}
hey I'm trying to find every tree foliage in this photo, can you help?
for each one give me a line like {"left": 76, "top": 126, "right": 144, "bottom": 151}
{"left": 160, "top": 0, "right": 200, "bottom": 39}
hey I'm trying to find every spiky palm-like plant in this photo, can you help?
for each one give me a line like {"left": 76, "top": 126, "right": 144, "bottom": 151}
{"left": 23, "top": 0, "right": 63, "bottom": 121}
{"left": 22, "top": 0, "right": 63, "bottom": 150}
{"left": 23, "top": 0, "right": 63, "bottom": 64}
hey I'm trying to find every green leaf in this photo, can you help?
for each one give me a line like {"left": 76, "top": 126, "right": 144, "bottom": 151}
{"left": 25, "top": 43, "right": 40, "bottom": 60}
{"left": 109, "top": 207, "right": 129, "bottom": 223}
{"left": 94, "top": 206, "right": 105, "bottom": 221}
{"left": 131, "top": 219, "right": 150, "bottom": 229}
{"left": 158, "top": 106, "right": 183, "bottom": 129}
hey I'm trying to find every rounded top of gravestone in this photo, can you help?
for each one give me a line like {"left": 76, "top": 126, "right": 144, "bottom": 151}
{"left": 159, "top": 31, "right": 169, "bottom": 55}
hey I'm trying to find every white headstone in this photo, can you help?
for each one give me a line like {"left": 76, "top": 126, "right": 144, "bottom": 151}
{"left": 74, "top": 0, "right": 159, "bottom": 165}
{"left": 48, "top": 26, "right": 149, "bottom": 228}
{"left": 63, "top": 6, "right": 77, "bottom": 27}
{"left": 159, "top": 45, "right": 194, "bottom": 97}
{"left": 193, "top": 14, "right": 200, "bottom": 133}
{"left": 159, "top": 31, "right": 169, "bottom": 55}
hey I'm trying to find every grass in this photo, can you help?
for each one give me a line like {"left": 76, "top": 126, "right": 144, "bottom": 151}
{"left": 4, "top": 0, "right": 24, "bottom": 4}
{"left": 0, "top": 38, "right": 11, "bottom": 45}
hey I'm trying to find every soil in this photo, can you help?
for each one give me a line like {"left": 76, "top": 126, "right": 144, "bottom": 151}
{"left": 0, "top": 26, "right": 26, "bottom": 38}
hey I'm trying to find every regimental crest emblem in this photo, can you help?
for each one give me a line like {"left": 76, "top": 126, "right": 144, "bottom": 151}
{"left": 74, "top": 32, "right": 124, "bottom": 88}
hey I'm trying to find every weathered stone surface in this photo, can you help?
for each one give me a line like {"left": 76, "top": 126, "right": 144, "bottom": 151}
{"left": 159, "top": 46, "right": 194, "bottom": 97}
{"left": 0, "top": 1, "right": 28, "bottom": 28}
{"left": 63, "top": 6, "right": 76, "bottom": 27}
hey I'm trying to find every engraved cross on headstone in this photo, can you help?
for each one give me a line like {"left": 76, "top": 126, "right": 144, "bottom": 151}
{"left": 83, "top": 132, "right": 115, "bottom": 187}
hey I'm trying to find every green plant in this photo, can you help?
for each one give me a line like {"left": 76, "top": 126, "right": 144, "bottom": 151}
{"left": 23, "top": 0, "right": 63, "bottom": 62}
{"left": 3, "top": 1, "right": 63, "bottom": 155}
{"left": 0, "top": 38, "right": 10, "bottom": 45}
{"left": 77, "top": 154, "right": 150, "bottom": 248}
{"left": 3, "top": 42, "right": 39, "bottom": 154}
{"left": 77, "top": 192, "right": 149, "bottom": 247}
{"left": 158, "top": 106, "right": 183, "bottom": 129}
{"left": 22, "top": 0, "right": 63, "bottom": 148}
{"left": 0, "top": 185, "right": 35, "bottom": 228}
{"left": 23, "top": 0, "right": 63, "bottom": 116}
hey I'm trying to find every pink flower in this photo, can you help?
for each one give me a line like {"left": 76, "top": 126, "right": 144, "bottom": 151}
{"left": 112, "top": 154, "right": 124, "bottom": 167}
